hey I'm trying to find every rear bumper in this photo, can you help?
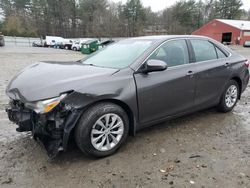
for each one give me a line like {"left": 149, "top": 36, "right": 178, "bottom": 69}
{"left": 6, "top": 100, "right": 82, "bottom": 158}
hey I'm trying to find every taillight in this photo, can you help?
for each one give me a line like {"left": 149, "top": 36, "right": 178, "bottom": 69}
{"left": 245, "top": 60, "right": 249, "bottom": 68}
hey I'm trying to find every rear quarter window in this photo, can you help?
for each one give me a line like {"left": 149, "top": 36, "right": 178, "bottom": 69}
{"left": 215, "top": 46, "right": 227, "bottom": 59}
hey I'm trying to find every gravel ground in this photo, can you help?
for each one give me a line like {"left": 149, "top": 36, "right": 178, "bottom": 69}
{"left": 0, "top": 46, "right": 249, "bottom": 188}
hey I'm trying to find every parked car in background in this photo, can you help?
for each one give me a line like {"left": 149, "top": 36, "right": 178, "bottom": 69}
{"left": 32, "top": 41, "right": 43, "bottom": 47}
{"left": 5, "top": 36, "right": 249, "bottom": 158}
{"left": 54, "top": 42, "right": 64, "bottom": 49}
{"left": 71, "top": 41, "right": 81, "bottom": 51}
{"left": 0, "top": 33, "right": 5, "bottom": 46}
{"left": 63, "top": 39, "right": 73, "bottom": 50}
{"left": 71, "top": 39, "right": 92, "bottom": 51}
{"left": 44, "top": 36, "right": 64, "bottom": 47}
{"left": 243, "top": 41, "right": 250, "bottom": 47}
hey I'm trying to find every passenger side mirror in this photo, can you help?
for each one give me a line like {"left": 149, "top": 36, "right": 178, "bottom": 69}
{"left": 141, "top": 59, "right": 167, "bottom": 73}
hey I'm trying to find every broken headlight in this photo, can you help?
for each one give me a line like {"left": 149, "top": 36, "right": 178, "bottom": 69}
{"left": 25, "top": 94, "right": 67, "bottom": 114}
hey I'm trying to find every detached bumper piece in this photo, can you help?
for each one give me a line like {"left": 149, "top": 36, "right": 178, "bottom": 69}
{"left": 6, "top": 100, "right": 81, "bottom": 158}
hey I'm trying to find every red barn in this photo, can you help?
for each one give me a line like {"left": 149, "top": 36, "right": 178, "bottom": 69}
{"left": 192, "top": 19, "right": 250, "bottom": 45}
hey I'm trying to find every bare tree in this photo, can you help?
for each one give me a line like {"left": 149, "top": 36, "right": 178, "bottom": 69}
{"left": 0, "top": 0, "right": 246, "bottom": 37}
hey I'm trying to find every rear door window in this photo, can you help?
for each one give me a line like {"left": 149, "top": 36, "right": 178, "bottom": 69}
{"left": 190, "top": 40, "right": 217, "bottom": 62}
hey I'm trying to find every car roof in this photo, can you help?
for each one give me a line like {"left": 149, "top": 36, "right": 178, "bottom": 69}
{"left": 129, "top": 35, "right": 210, "bottom": 42}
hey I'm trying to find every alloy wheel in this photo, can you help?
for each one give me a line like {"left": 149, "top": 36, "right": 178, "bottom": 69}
{"left": 91, "top": 113, "right": 124, "bottom": 151}
{"left": 225, "top": 85, "right": 238, "bottom": 108}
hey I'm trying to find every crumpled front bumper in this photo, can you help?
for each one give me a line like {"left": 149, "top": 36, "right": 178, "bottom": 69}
{"left": 6, "top": 106, "right": 32, "bottom": 132}
{"left": 6, "top": 100, "right": 82, "bottom": 158}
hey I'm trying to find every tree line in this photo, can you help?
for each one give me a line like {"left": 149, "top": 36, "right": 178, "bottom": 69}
{"left": 0, "top": 0, "right": 249, "bottom": 38}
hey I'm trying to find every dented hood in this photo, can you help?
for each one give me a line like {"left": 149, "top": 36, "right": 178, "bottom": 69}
{"left": 6, "top": 61, "right": 118, "bottom": 102}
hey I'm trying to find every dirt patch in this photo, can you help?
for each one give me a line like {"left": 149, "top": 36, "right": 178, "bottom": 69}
{"left": 0, "top": 46, "right": 250, "bottom": 188}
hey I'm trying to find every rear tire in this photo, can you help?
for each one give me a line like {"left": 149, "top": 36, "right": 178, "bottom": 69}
{"left": 74, "top": 102, "right": 129, "bottom": 157}
{"left": 217, "top": 80, "right": 239, "bottom": 112}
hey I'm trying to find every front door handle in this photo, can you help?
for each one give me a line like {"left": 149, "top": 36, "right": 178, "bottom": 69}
{"left": 186, "top": 71, "right": 194, "bottom": 76}
{"left": 224, "top": 62, "right": 229, "bottom": 67}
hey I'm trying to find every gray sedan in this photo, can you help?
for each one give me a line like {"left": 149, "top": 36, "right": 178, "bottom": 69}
{"left": 6, "top": 35, "right": 249, "bottom": 158}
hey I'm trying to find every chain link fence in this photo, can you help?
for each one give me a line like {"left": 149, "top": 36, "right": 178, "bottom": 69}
{"left": 4, "top": 36, "right": 41, "bottom": 47}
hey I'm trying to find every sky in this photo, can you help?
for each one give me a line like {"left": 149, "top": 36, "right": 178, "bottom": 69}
{"left": 111, "top": 0, "right": 250, "bottom": 12}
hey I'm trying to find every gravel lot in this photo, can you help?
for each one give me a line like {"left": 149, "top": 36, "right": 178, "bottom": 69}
{"left": 0, "top": 46, "right": 249, "bottom": 188}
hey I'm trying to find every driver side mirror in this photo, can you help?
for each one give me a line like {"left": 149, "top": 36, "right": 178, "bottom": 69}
{"left": 140, "top": 59, "right": 167, "bottom": 73}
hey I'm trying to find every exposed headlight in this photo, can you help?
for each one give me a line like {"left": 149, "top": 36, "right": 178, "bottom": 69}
{"left": 25, "top": 94, "right": 67, "bottom": 114}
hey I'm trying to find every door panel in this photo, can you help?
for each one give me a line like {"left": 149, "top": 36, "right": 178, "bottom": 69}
{"left": 135, "top": 64, "right": 196, "bottom": 124}
{"left": 189, "top": 39, "right": 231, "bottom": 107}
{"left": 134, "top": 39, "right": 197, "bottom": 124}
{"left": 194, "top": 59, "right": 231, "bottom": 107}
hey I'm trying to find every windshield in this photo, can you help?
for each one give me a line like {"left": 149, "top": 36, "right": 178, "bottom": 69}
{"left": 81, "top": 39, "right": 154, "bottom": 69}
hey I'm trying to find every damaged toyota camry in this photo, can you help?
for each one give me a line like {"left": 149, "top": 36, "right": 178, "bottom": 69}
{"left": 6, "top": 36, "right": 249, "bottom": 158}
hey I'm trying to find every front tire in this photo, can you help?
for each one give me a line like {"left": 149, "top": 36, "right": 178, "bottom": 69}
{"left": 75, "top": 102, "right": 129, "bottom": 157}
{"left": 218, "top": 80, "right": 239, "bottom": 112}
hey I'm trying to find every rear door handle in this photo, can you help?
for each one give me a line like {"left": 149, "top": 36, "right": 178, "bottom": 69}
{"left": 186, "top": 71, "right": 194, "bottom": 76}
{"left": 224, "top": 62, "right": 229, "bottom": 67}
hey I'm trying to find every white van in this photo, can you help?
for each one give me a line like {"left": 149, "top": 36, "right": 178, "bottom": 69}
{"left": 45, "top": 36, "right": 64, "bottom": 47}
